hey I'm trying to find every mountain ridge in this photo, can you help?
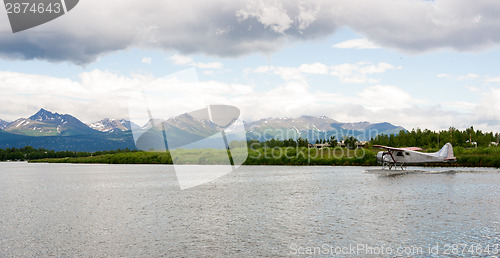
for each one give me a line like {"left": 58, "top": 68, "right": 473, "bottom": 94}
{"left": 245, "top": 117, "right": 404, "bottom": 141}
{"left": 88, "top": 118, "right": 134, "bottom": 133}
{"left": 0, "top": 119, "right": 8, "bottom": 129}
{"left": 0, "top": 108, "right": 406, "bottom": 151}
{"left": 1, "top": 109, "right": 404, "bottom": 135}
{"left": 4, "top": 108, "right": 98, "bottom": 137}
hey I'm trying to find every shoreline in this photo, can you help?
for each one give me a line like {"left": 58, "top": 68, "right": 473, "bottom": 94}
{"left": 3, "top": 146, "right": 498, "bottom": 168}
{"left": 24, "top": 162, "right": 500, "bottom": 169}
{"left": 28, "top": 152, "right": 500, "bottom": 168}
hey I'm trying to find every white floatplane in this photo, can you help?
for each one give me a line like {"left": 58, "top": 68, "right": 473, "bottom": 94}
{"left": 372, "top": 142, "right": 457, "bottom": 171}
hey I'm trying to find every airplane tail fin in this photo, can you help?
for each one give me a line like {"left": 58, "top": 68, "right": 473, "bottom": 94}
{"left": 437, "top": 142, "right": 456, "bottom": 161}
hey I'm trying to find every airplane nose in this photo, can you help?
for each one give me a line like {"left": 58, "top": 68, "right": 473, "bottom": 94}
{"left": 376, "top": 151, "right": 385, "bottom": 163}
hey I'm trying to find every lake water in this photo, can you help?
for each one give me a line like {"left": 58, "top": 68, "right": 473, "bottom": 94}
{"left": 0, "top": 163, "right": 498, "bottom": 257}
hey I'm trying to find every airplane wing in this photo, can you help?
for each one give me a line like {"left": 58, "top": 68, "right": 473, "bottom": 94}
{"left": 401, "top": 147, "right": 423, "bottom": 151}
{"left": 373, "top": 145, "right": 398, "bottom": 163}
{"left": 373, "top": 145, "right": 423, "bottom": 152}
{"left": 373, "top": 145, "right": 424, "bottom": 164}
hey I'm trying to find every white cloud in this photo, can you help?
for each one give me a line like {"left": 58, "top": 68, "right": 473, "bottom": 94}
{"left": 357, "top": 85, "right": 416, "bottom": 111}
{"left": 170, "top": 54, "right": 223, "bottom": 69}
{"left": 330, "top": 104, "right": 469, "bottom": 131}
{"left": 252, "top": 62, "right": 396, "bottom": 84}
{"left": 296, "top": 3, "right": 321, "bottom": 31}
{"left": 485, "top": 77, "right": 500, "bottom": 83}
{"left": 438, "top": 73, "right": 480, "bottom": 81}
{"left": 444, "top": 101, "right": 477, "bottom": 112}
{"left": 332, "top": 38, "right": 380, "bottom": 49}
{"left": 0, "top": 70, "right": 153, "bottom": 122}
{"left": 1, "top": 68, "right": 494, "bottom": 132}
{"left": 335, "top": 0, "right": 500, "bottom": 53}
{"left": 141, "top": 57, "right": 152, "bottom": 64}
{"left": 299, "top": 63, "right": 329, "bottom": 74}
{"left": 252, "top": 63, "right": 328, "bottom": 82}
{"left": 437, "top": 73, "right": 453, "bottom": 79}
{"left": 457, "top": 73, "right": 479, "bottom": 81}
{"left": 194, "top": 62, "right": 224, "bottom": 69}
{"left": 472, "top": 88, "right": 500, "bottom": 131}
{"left": 330, "top": 62, "right": 397, "bottom": 83}
{"left": 170, "top": 55, "right": 193, "bottom": 66}
{"left": 236, "top": 1, "right": 293, "bottom": 34}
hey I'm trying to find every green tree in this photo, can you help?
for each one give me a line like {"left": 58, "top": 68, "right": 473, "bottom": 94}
{"left": 328, "top": 136, "right": 337, "bottom": 147}
{"left": 344, "top": 136, "right": 358, "bottom": 149}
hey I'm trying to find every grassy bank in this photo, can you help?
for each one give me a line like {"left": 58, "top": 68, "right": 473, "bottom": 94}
{"left": 29, "top": 146, "right": 500, "bottom": 167}
{"left": 30, "top": 147, "right": 377, "bottom": 165}
{"left": 244, "top": 147, "right": 377, "bottom": 166}
{"left": 451, "top": 146, "right": 500, "bottom": 167}
{"left": 30, "top": 151, "right": 172, "bottom": 164}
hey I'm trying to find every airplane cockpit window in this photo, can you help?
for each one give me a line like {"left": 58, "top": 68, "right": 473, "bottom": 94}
{"left": 396, "top": 152, "right": 404, "bottom": 156}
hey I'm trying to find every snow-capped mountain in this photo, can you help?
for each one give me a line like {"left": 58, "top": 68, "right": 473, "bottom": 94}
{"left": 246, "top": 115, "right": 339, "bottom": 132}
{"left": 0, "top": 108, "right": 406, "bottom": 151}
{"left": 4, "top": 108, "right": 97, "bottom": 136}
{"left": 0, "top": 119, "right": 8, "bottom": 130}
{"left": 88, "top": 118, "right": 133, "bottom": 133}
{"left": 245, "top": 116, "right": 405, "bottom": 141}
{"left": 133, "top": 113, "right": 221, "bottom": 149}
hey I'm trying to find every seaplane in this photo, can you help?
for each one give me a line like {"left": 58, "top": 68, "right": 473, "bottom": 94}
{"left": 370, "top": 143, "right": 457, "bottom": 173}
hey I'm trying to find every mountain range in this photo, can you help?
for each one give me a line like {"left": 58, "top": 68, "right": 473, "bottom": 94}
{"left": 245, "top": 116, "right": 404, "bottom": 142}
{"left": 88, "top": 118, "right": 134, "bottom": 133}
{"left": 0, "top": 109, "right": 405, "bottom": 151}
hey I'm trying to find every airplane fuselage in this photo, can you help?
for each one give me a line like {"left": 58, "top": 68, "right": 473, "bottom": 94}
{"left": 377, "top": 149, "right": 452, "bottom": 164}
{"left": 375, "top": 143, "right": 457, "bottom": 167}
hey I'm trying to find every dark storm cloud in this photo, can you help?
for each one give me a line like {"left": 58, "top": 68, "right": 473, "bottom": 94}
{"left": 0, "top": 0, "right": 499, "bottom": 64}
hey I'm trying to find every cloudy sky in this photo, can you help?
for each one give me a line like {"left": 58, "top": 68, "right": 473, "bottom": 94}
{"left": 0, "top": 0, "right": 499, "bottom": 131}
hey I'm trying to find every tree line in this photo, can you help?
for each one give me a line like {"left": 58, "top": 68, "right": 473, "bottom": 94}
{"left": 0, "top": 146, "right": 135, "bottom": 161}
{"left": 246, "top": 136, "right": 339, "bottom": 149}
{"left": 371, "top": 127, "right": 499, "bottom": 149}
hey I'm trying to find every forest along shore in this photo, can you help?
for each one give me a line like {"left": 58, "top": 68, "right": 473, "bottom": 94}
{"left": 14, "top": 146, "right": 500, "bottom": 167}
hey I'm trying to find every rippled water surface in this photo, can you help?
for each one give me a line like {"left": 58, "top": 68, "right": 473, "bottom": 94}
{"left": 0, "top": 163, "right": 498, "bottom": 256}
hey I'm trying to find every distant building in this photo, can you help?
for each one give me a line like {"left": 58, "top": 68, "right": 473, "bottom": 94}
{"left": 308, "top": 143, "right": 330, "bottom": 149}
{"left": 466, "top": 140, "right": 478, "bottom": 147}
{"left": 307, "top": 140, "right": 368, "bottom": 148}
{"left": 357, "top": 141, "right": 368, "bottom": 148}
